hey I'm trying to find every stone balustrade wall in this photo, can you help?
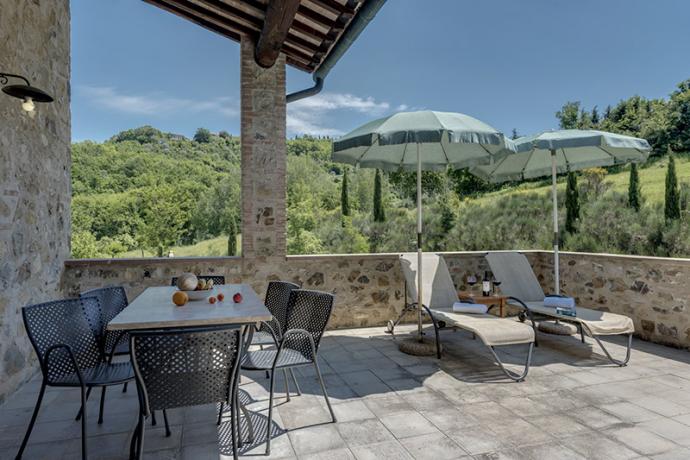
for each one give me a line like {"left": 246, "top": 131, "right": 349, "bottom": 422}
{"left": 62, "top": 250, "right": 690, "bottom": 348}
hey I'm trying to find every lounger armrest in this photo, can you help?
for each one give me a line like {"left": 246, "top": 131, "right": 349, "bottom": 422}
{"left": 507, "top": 296, "right": 538, "bottom": 335}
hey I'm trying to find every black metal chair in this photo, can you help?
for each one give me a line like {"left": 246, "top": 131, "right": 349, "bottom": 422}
{"left": 251, "top": 281, "right": 301, "bottom": 390}
{"left": 129, "top": 325, "right": 245, "bottom": 460}
{"left": 16, "top": 297, "right": 134, "bottom": 460}
{"left": 241, "top": 289, "right": 336, "bottom": 455}
{"left": 77, "top": 286, "right": 130, "bottom": 424}
{"left": 170, "top": 275, "right": 226, "bottom": 287}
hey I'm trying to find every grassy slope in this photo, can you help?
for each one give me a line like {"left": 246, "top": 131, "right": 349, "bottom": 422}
{"left": 472, "top": 155, "right": 690, "bottom": 206}
{"left": 120, "top": 234, "right": 241, "bottom": 258}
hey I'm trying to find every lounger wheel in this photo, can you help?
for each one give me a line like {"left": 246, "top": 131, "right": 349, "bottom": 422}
{"left": 518, "top": 312, "right": 527, "bottom": 323}
{"left": 437, "top": 320, "right": 446, "bottom": 329}
{"left": 386, "top": 320, "right": 395, "bottom": 333}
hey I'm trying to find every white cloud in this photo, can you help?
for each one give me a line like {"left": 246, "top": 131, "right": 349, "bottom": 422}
{"left": 78, "top": 86, "right": 239, "bottom": 118}
{"left": 287, "top": 92, "right": 394, "bottom": 136}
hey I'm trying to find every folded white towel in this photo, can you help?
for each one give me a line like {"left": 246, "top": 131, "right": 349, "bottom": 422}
{"left": 452, "top": 302, "right": 488, "bottom": 314}
{"left": 544, "top": 296, "right": 575, "bottom": 309}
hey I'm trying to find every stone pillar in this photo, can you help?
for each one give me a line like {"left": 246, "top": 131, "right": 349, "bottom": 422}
{"left": 240, "top": 36, "right": 287, "bottom": 260}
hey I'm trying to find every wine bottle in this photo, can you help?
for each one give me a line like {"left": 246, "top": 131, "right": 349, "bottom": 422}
{"left": 482, "top": 271, "right": 491, "bottom": 296}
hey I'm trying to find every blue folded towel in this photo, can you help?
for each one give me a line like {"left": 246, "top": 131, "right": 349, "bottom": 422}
{"left": 452, "top": 302, "right": 488, "bottom": 314}
{"left": 544, "top": 296, "right": 575, "bottom": 309}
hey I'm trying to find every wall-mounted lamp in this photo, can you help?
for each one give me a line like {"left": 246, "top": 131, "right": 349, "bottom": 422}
{"left": 1, "top": 72, "right": 53, "bottom": 117}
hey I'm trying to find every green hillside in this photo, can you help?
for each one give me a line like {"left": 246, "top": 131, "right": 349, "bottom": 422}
{"left": 71, "top": 78, "right": 690, "bottom": 259}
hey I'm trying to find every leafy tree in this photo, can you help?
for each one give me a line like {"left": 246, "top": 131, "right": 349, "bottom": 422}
{"left": 565, "top": 172, "right": 580, "bottom": 233}
{"left": 576, "top": 109, "right": 592, "bottom": 129}
{"left": 110, "top": 125, "right": 166, "bottom": 144}
{"left": 628, "top": 163, "right": 642, "bottom": 211}
{"left": 138, "top": 185, "right": 192, "bottom": 256}
{"left": 373, "top": 169, "right": 385, "bottom": 222}
{"left": 447, "top": 168, "right": 494, "bottom": 198}
{"left": 665, "top": 154, "right": 681, "bottom": 221}
{"left": 218, "top": 130, "right": 232, "bottom": 139}
{"left": 556, "top": 101, "right": 581, "bottom": 129}
{"left": 669, "top": 79, "right": 690, "bottom": 152}
{"left": 341, "top": 169, "right": 351, "bottom": 216}
{"left": 193, "top": 127, "right": 212, "bottom": 143}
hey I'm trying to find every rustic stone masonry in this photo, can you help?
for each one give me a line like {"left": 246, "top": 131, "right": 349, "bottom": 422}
{"left": 62, "top": 251, "right": 690, "bottom": 350}
{"left": 240, "top": 36, "right": 287, "bottom": 259}
{"left": 0, "top": 0, "right": 71, "bottom": 403}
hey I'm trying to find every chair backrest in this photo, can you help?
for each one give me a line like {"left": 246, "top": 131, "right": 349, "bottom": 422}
{"left": 22, "top": 297, "right": 103, "bottom": 385}
{"left": 399, "top": 253, "right": 458, "bottom": 309}
{"left": 80, "top": 286, "right": 129, "bottom": 353}
{"left": 264, "top": 281, "right": 300, "bottom": 334}
{"left": 170, "top": 275, "right": 225, "bottom": 287}
{"left": 130, "top": 325, "right": 241, "bottom": 414}
{"left": 485, "top": 252, "right": 545, "bottom": 302}
{"left": 283, "top": 289, "right": 334, "bottom": 360}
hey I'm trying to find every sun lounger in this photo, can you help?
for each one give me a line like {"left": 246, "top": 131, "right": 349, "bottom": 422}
{"left": 485, "top": 251, "right": 633, "bottom": 366}
{"left": 392, "top": 253, "right": 536, "bottom": 382}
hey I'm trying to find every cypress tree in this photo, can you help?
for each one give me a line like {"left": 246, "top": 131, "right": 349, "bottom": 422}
{"left": 341, "top": 169, "right": 351, "bottom": 216}
{"left": 665, "top": 154, "right": 681, "bottom": 221}
{"left": 227, "top": 216, "right": 238, "bottom": 256}
{"left": 373, "top": 169, "right": 385, "bottom": 222}
{"left": 628, "top": 163, "right": 642, "bottom": 211}
{"left": 565, "top": 172, "right": 580, "bottom": 234}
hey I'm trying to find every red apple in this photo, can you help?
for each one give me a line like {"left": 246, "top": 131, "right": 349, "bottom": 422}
{"left": 233, "top": 292, "right": 243, "bottom": 303}
{"left": 217, "top": 293, "right": 225, "bottom": 302}
{"left": 208, "top": 296, "right": 217, "bottom": 304}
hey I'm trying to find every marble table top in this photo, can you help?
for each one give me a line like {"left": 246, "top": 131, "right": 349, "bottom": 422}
{"left": 107, "top": 284, "right": 272, "bottom": 331}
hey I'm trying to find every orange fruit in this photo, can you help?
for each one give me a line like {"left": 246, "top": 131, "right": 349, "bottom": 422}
{"left": 172, "top": 291, "right": 188, "bottom": 307}
{"left": 209, "top": 296, "right": 217, "bottom": 304}
{"left": 217, "top": 293, "right": 225, "bottom": 301}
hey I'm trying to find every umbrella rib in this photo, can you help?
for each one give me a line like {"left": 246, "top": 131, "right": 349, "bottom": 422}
{"left": 398, "top": 142, "right": 409, "bottom": 170}
{"left": 355, "top": 135, "right": 380, "bottom": 166}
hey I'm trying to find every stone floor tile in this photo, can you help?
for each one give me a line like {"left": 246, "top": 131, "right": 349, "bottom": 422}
{"left": 488, "top": 418, "right": 555, "bottom": 448}
{"left": 419, "top": 407, "right": 479, "bottom": 432}
{"left": 633, "top": 395, "right": 690, "bottom": 418}
{"left": 569, "top": 405, "right": 626, "bottom": 430}
{"left": 602, "top": 401, "right": 662, "bottom": 423}
{"left": 651, "top": 447, "right": 690, "bottom": 460}
{"left": 525, "top": 414, "right": 591, "bottom": 438}
{"left": 518, "top": 442, "right": 587, "bottom": 460}
{"left": 561, "top": 431, "right": 640, "bottom": 460}
{"left": 378, "top": 411, "right": 439, "bottom": 439}
{"left": 287, "top": 423, "right": 346, "bottom": 456}
{"left": 606, "top": 426, "right": 678, "bottom": 456}
{"left": 336, "top": 418, "right": 395, "bottom": 447}
{"left": 331, "top": 400, "right": 376, "bottom": 423}
{"left": 638, "top": 417, "right": 690, "bottom": 446}
{"left": 399, "top": 431, "right": 469, "bottom": 460}
{"left": 299, "top": 447, "right": 356, "bottom": 460}
{"left": 447, "top": 425, "right": 510, "bottom": 455}
{"left": 350, "top": 440, "right": 414, "bottom": 460}
{"left": 362, "top": 394, "right": 413, "bottom": 417}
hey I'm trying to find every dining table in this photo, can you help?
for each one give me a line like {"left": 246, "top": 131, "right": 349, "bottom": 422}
{"left": 108, "top": 284, "right": 272, "bottom": 332}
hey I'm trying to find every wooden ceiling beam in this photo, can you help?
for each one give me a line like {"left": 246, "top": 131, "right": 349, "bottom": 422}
{"left": 143, "top": 0, "right": 242, "bottom": 41}
{"left": 255, "top": 0, "right": 301, "bottom": 68}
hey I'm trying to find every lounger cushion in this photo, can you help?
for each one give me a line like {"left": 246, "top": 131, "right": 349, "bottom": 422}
{"left": 430, "top": 308, "right": 535, "bottom": 346}
{"left": 522, "top": 302, "right": 634, "bottom": 336}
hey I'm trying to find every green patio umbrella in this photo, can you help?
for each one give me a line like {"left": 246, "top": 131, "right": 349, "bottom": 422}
{"left": 471, "top": 129, "right": 651, "bottom": 295}
{"left": 332, "top": 110, "right": 513, "bottom": 341}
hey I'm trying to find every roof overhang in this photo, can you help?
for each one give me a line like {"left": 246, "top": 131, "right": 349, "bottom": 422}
{"left": 142, "top": 0, "right": 376, "bottom": 73}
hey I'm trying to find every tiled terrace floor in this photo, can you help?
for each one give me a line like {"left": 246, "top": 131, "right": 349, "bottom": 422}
{"left": 4, "top": 324, "right": 690, "bottom": 459}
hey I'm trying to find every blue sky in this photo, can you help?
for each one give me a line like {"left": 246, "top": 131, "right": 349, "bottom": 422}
{"left": 71, "top": 0, "right": 690, "bottom": 142}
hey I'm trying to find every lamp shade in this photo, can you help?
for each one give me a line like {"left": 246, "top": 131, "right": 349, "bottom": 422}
{"left": 2, "top": 84, "right": 53, "bottom": 103}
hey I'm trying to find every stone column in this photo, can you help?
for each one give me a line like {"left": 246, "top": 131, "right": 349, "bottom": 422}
{"left": 240, "top": 36, "right": 287, "bottom": 260}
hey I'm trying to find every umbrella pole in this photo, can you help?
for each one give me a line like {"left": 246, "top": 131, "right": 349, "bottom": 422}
{"left": 550, "top": 149, "right": 560, "bottom": 295}
{"left": 416, "top": 142, "right": 423, "bottom": 341}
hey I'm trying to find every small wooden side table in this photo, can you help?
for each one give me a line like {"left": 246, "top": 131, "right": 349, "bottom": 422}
{"left": 457, "top": 291, "right": 508, "bottom": 317}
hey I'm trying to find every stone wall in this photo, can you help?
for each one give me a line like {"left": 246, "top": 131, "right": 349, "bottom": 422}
{"left": 62, "top": 254, "right": 406, "bottom": 330}
{"left": 0, "top": 0, "right": 71, "bottom": 403}
{"left": 62, "top": 251, "right": 690, "bottom": 350}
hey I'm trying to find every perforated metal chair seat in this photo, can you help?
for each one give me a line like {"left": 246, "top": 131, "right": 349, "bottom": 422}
{"left": 108, "top": 337, "right": 130, "bottom": 356}
{"left": 242, "top": 348, "right": 311, "bottom": 370}
{"left": 54, "top": 361, "right": 134, "bottom": 387}
{"left": 251, "top": 330, "right": 278, "bottom": 346}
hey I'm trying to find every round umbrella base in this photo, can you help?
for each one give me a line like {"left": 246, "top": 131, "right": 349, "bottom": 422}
{"left": 538, "top": 320, "right": 577, "bottom": 336}
{"left": 397, "top": 336, "right": 441, "bottom": 356}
